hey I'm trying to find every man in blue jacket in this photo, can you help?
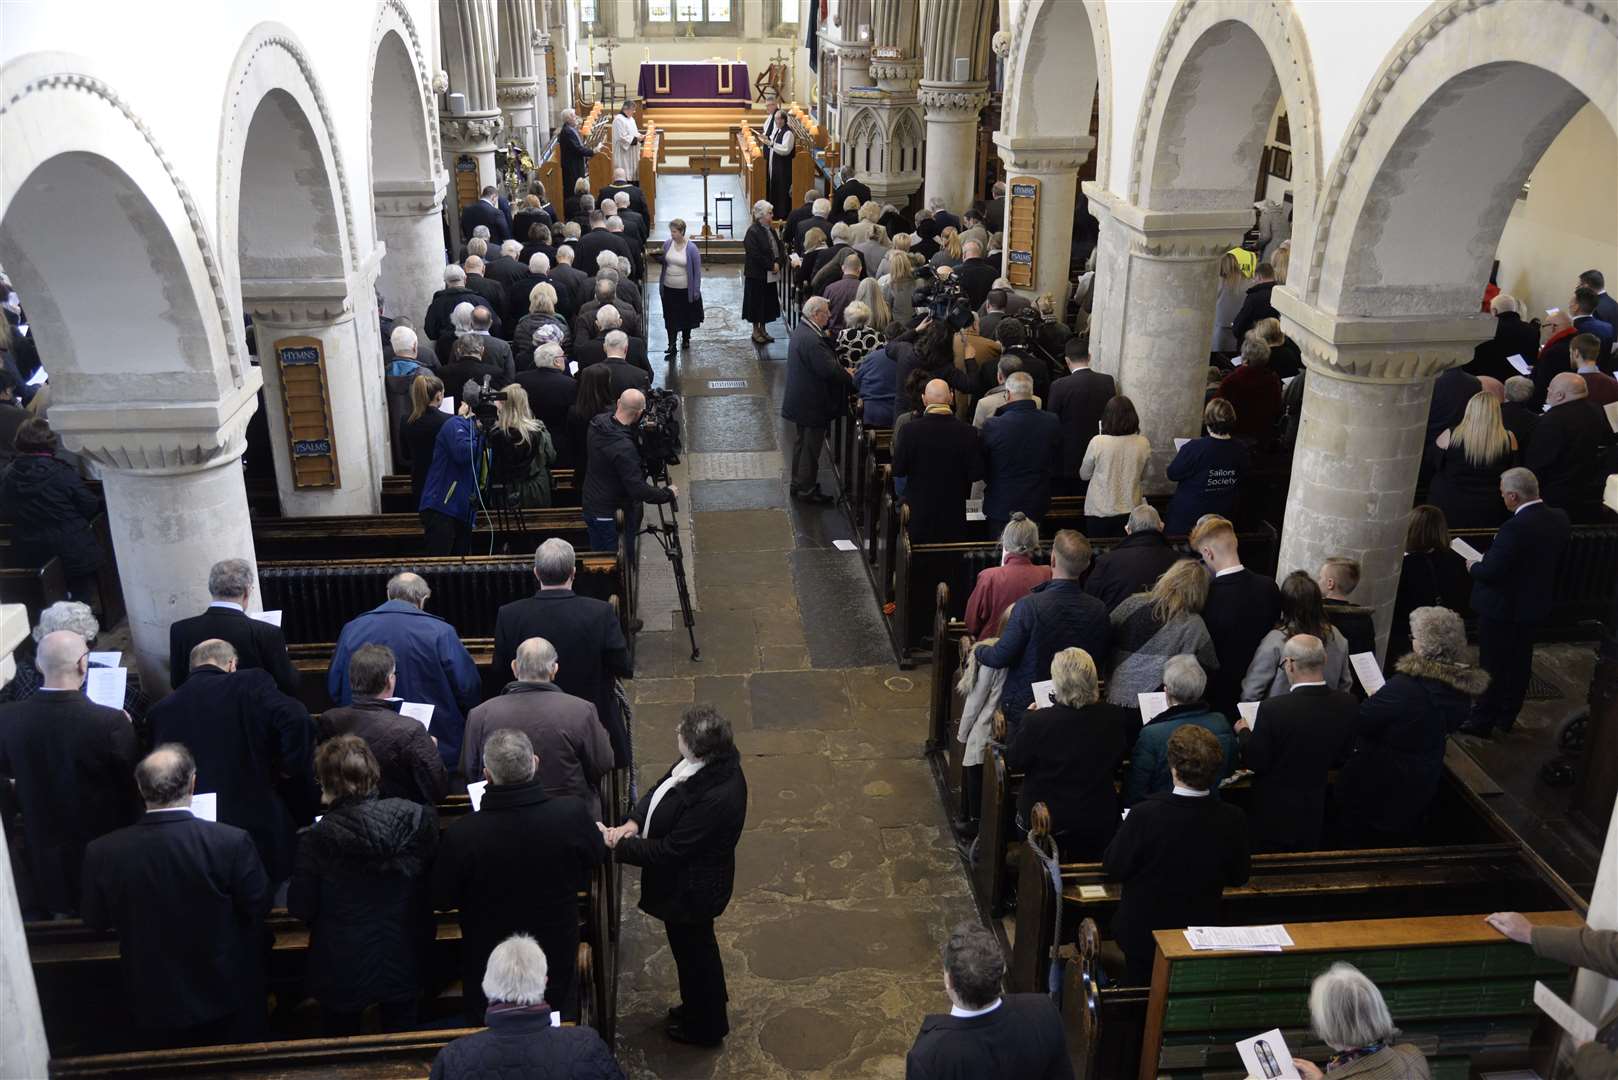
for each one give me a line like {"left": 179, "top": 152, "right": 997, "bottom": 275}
{"left": 981, "top": 372, "right": 1062, "bottom": 537}
{"left": 974, "top": 530, "right": 1111, "bottom": 722}
{"left": 327, "top": 573, "right": 482, "bottom": 768}
{"left": 1459, "top": 466, "right": 1571, "bottom": 736}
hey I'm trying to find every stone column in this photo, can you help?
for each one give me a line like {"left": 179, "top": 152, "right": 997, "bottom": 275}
{"left": 991, "top": 134, "right": 1093, "bottom": 306}
{"left": 1083, "top": 186, "right": 1251, "bottom": 490}
{"left": 0, "top": 604, "right": 26, "bottom": 690}
{"left": 57, "top": 386, "right": 264, "bottom": 690}
{"left": 440, "top": 0, "right": 505, "bottom": 201}
{"left": 919, "top": 80, "right": 988, "bottom": 214}
{"left": 1274, "top": 290, "right": 1490, "bottom": 653}
{"left": 532, "top": 23, "right": 553, "bottom": 148}
{"left": 374, "top": 177, "right": 448, "bottom": 327}
{"left": 245, "top": 275, "right": 387, "bottom": 518}
{"left": 496, "top": 0, "right": 540, "bottom": 156}
{"left": 1, "top": 821, "right": 49, "bottom": 1078}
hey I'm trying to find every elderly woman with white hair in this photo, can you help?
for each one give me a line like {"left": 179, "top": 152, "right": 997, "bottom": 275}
{"left": 1335, "top": 605, "right": 1487, "bottom": 845}
{"left": 1290, "top": 963, "right": 1429, "bottom": 1079}
{"left": 963, "top": 514, "right": 1051, "bottom": 639}
{"left": 835, "top": 300, "right": 884, "bottom": 369}
{"left": 0, "top": 601, "right": 148, "bottom": 735}
{"left": 1006, "top": 647, "right": 1135, "bottom": 860}
{"left": 742, "top": 199, "right": 783, "bottom": 345}
{"left": 429, "top": 934, "right": 620, "bottom": 1077}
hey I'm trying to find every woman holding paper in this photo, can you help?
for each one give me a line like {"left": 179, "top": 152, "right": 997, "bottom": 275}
{"left": 1428, "top": 391, "right": 1518, "bottom": 528}
{"left": 1289, "top": 962, "right": 1430, "bottom": 1079}
{"left": 288, "top": 735, "right": 438, "bottom": 1035}
{"left": 1240, "top": 572, "right": 1355, "bottom": 701}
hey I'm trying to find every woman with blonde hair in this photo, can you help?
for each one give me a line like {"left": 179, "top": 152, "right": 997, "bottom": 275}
{"left": 877, "top": 231, "right": 914, "bottom": 278}
{"left": 1006, "top": 647, "right": 1135, "bottom": 859}
{"left": 884, "top": 245, "right": 918, "bottom": 324}
{"left": 930, "top": 226, "right": 963, "bottom": 268}
{"left": 854, "top": 276, "right": 890, "bottom": 333}
{"left": 486, "top": 384, "right": 557, "bottom": 507}
{"left": 1211, "top": 250, "right": 1249, "bottom": 356}
{"left": 1106, "top": 558, "right": 1219, "bottom": 706}
{"left": 513, "top": 281, "right": 567, "bottom": 368}
{"left": 401, "top": 373, "right": 449, "bottom": 508}
{"left": 1429, "top": 390, "right": 1517, "bottom": 528}
{"left": 1252, "top": 316, "right": 1302, "bottom": 379}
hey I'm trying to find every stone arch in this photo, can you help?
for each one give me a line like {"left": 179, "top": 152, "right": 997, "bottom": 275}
{"left": 1130, "top": 0, "right": 1321, "bottom": 230}
{"left": 369, "top": 0, "right": 440, "bottom": 179}
{"left": 892, "top": 109, "right": 924, "bottom": 177}
{"left": 846, "top": 107, "right": 886, "bottom": 176}
{"left": 0, "top": 55, "right": 250, "bottom": 440}
{"left": 217, "top": 22, "right": 359, "bottom": 323}
{"left": 1001, "top": 0, "right": 1111, "bottom": 179}
{"left": 1304, "top": 0, "right": 1617, "bottom": 318}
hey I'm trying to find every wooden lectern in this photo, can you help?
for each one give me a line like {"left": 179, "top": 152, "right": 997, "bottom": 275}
{"left": 687, "top": 148, "right": 726, "bottom": 243}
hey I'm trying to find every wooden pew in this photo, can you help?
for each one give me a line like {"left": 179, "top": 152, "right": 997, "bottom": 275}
{"left": 0, "top": 555, "right": 68, "bottom": 625}
{"left": 1453, "top": 522, "right": 1618, "bottom": 641}
{"left": 250, "top": 508, "right": 601, "bottom": 563}
{"left": 1133, "top": 910, "right": 1582, "bottom": 1080}
{"left": 0, "top": 512, "right": 124, "bottom": 626}
{"left": 375, "top": 470, "right": 579, "bottom": 514}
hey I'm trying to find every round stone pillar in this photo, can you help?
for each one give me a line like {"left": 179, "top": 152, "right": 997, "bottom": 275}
{"left": 1084, "top": 187, "right": 1251, "bottom": 490}
{"left": 919, "top": 80, "right": 988, "bottom": 215}
{"left": 1274, "top": 291, "right": 1490, "bottom": 655}
{"left": 246, "top": 281, "right": 387, "bottom": 518}
{"left": 374, "top": 179, "right": 448, "bottom": 327}
{"left": 991, "top": 134, "right": 1093, "bottom": 313}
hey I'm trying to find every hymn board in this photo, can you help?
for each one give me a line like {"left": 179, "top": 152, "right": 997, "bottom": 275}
{"left": 1005, "top": 177, "right": 1039, "bottom": 289}
{"left": 274, "top": 336, "right": 340, "bottom": 489}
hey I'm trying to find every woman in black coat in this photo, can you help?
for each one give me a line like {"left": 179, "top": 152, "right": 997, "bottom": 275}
{"left": 1334, "top": 606, "right": 1486, "bottom": 845}
{"left": 606, "top": 705, "right": 748, "bottom": 1047}
{"left": 400, "top": 374, "right": 448, "bottom": 510}
{"left": 1006, "top": 647, "right": 1135, "bottom": 859}
{"left": 288, "top": 735, "right": 438, "bottom": 1034}
{"left": 742, "top": 200, "right": 783, "bottom": 345}
{"left": 0, "top": 417, "right": 102, "bottom": 601}
{"left": 1387, "top": 505, "right": 1473, "bottom": 662}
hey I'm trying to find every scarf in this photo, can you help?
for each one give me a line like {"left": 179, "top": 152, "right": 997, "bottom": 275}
{"left": 643, "top": 757, "right": 705, "bottom": 839}
{"left": 924, "top": 403, "right": 953, "bottom": 416}
{"left": 1327, "top": 1042, "right": 1385, "bottom": 1071}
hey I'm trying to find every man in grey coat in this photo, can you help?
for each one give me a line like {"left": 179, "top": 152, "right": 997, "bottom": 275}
{"left": 781, "top": 296, "right": 853, "bottom": 504}
{"left": 460, "top": 636, "right": 612, "bottom": 814}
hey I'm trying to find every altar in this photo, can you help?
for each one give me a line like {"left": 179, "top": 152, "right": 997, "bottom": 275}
{"left": 637, "top": 59, "right": 751, "bottom": 107}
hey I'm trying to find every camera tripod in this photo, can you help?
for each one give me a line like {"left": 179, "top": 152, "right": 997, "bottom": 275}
{"left": 642, "top": 477, "right": 700, "bottom": 660}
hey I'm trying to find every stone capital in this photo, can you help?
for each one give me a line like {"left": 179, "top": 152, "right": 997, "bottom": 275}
{"left": 1084, "top": 184, "right": 1252, "bottom": 259}
{"left": 50, "top": 378, "right": 262, "bottom": 475}
{"left": 440, "top": 112, "right": 504, "bottom": 150}
{"left": 1274, "top": 289, "right": 1492, "bottom": 384}
{"left": 242, "top": 276, "right": 355, "bottom": 326}
{"left": 831, "top": 43, "right": 872, "bottom": 63}
{"left": 496, "top": 78, "right": 539, "bottom": 106}
{"left": 870, "top": 58, "right": 922, "bottom": 89}
{"left": 373, "top": 176, "right": 448, "bottom": 219}
{"left": 918, "top": 80, "right": 989, "bottom": 118}
{"left": 993, "top": 133, "right": 1096, "bottom": 174}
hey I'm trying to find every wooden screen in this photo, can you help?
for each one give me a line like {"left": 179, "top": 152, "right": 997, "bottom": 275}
{"left": 274, "top": 336, "right": 340, "bottom": 490}
{"left": 1006, "top": 176, "right": 1040, "bottom": 289}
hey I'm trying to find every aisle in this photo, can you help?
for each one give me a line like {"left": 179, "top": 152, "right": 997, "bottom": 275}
{"left": 614, "top": 268, "right": 977, "bottom": 1078}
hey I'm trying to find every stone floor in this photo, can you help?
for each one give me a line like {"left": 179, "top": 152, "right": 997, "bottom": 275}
{"left": 614, "top": 269, "right": 976, "bottom": 1078}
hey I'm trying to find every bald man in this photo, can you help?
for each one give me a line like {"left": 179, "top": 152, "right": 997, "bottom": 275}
{"left": 893, "top": 378, "right": 984, "bottom": 543}
{"left": 582, "top": 387, "right": 677, "bottom": 569}
{"left": 327, "top": 572, "right": 481, "bottom": 770}
{"left": 0, "top": 630, "right": 139, "bottom": 916}
{"left": 1527, "top": 371, "right": 1611, "bottom": 518}
{"left": 460, "top": 636, "right": 611, "bottom": 810}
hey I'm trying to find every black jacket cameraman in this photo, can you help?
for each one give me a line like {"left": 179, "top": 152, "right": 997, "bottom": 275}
{"left": 582, "top": 388, "right": 676, "bottom": 567}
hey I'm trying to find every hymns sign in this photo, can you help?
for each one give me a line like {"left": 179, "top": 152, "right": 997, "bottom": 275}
{"left": 274, "top": 336, "right": 340, "bottom": 489}
{"left": 1005, "top": 176, "right": 1039, "bottom": 289}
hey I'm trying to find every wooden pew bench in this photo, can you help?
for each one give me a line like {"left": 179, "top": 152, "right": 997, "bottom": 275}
{"left": 1453, "top": 522, "right": 1618, "bottom": 641}
{"left": 0, "top": 555, "right": 68, "bottom": 624}
{"left": 250, "top": 507, "right": 604, "bottom": 563}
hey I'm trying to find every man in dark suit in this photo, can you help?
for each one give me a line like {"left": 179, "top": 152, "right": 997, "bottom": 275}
{"left": 1501, "top": 375, "right": 1541, "bottom": 457}
{"left": 1104, "top": 724, "right": 1250, "bottom": 984}
{"left": 599, "top": 171, "right": 649, "bottom": 219}
{"left": 905, "top": 922, "right": 1073, "bottom": 1079}
{"left": 1527, "top": 373, "right": 1612, "bottom": 520}
{"left": 981, "top": 373, "right": 1063, "bottom": 536}
{"left": 1570, "top": 285, "right": 1615, "bottom": 369}
{"left": 1192, "top": 516, "right": 1282, "bottom": 718}
{"left": 484, "top": 239, "right": 529, "bottom": 293}
{"left": 573, "top": 212, "right": 633, "bottom": 276}
{"left": 459, "top": 186, "right": 511, "bottom": 245}
{"left": 1466, "top": 294, "right": 1541, "bottom": 383}
{"left": 782, "top": 191, "right": 818, "bottom": 253}
{"left": 574, "top": 285, "right": 644, "bottom": 342}
{"left": 1580, "top": 269, "right": 1618, "bottom": 331}
{"left": 1045, "top": 337, "right": 1114, "bottom": 495}
{"left": 1460, "top": 467, "right": 1572, "bottom": 736}
{"left": 573, "top": 328, "right": 652, "bottom": 389}
{"left": 462, "top": 255, "right": 507, "bottom": 316}
{"left": 956, "top": 241, "right": 1000, "bottom": 311}
{"left": 433, "top": 727, "right": 607, "bottom": 1023}
{"left": 515, "top": 344, "right": 579, "bottom": 467}
{"left": 782, "top": 297, "right": 855, "bottom": 502}
{"left": 831, "top": 172, "right": 871, "bottom": 214}
{"left": 149, "top": 638, "right": 317, "bottom": 883}
{"left": 168, "top": 558, "right": 297, "bottom": 694}
{"left": 423, "top": 265, "right": 486, "bottom": 342}
{"left": 793, "top": 197, "right": 834, "bottom": 254}
{"left": 1083, "top": 505, "right": 1183, "bottom": 612}
{"left": 1235, "top": 634, "right": 1357, "bottom": 852}
{"left": 1229, "top": 262, "right": 1278, "bottom": 346}
{"left": 316, "top": 644, "right": 448, "bottom": 807}
{"left": 550, "top": 247, "right": 591, "bottom": 320}
{"left": 81, "top": 744, "right": 272, "bottom": 1047}
{"left": 893, "top": 379, "right": 984, "bottom": 543}
{"left": 0, "top": 630, "right": 139, "bottom": 916}
{"left": 493, "top": 538, "right": 634, "bottom": 768}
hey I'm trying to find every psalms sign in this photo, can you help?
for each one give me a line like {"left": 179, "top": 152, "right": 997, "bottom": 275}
{"left": 1006, "top": 177, "right": 1039, "bottom": 289}
{"left": 273, "top": 336, "right": 340, "bottom": 489}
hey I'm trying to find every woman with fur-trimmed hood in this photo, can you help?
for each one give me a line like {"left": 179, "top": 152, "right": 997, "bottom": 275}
{"left": 1334, "top": 606, "right": 1488, "bottom": 843}
{"left": 954, "top": 604, "right": 1015, "bottom": 840}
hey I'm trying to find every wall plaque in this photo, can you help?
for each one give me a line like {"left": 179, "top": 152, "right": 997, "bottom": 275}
{"left": 1005, "top": 175, "right": 1039, "bottom": 289}
{"left": 274, "top": 336, "right": 340, "bottom": 489}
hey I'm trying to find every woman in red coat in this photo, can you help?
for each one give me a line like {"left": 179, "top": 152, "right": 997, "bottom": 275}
{"left": 1217, "top": 335, "right": 1283, "bottom": 442}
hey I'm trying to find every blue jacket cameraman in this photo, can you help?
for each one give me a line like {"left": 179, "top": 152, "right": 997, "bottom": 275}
{"left": 582, "top": 388, "right": 676, "bottom": 566}
{"left": 419, "top": 388, "right": 483, "bottom": 556}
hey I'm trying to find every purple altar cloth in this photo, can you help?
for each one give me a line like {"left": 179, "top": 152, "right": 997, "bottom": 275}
{"left": 638, "top": 60, "right": 751, "bottom": 107}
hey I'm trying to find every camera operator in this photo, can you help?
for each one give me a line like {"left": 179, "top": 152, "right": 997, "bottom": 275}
{"left": 582, "top": 388, "right": 675, "bottom": 568}
{"left": 419, "top": 392, "right": 482, "bottom": 556}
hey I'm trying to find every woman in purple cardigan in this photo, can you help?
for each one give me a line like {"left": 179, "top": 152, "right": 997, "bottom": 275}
{"left": 659, "top": 218, "right": 705, "bottom": 359}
